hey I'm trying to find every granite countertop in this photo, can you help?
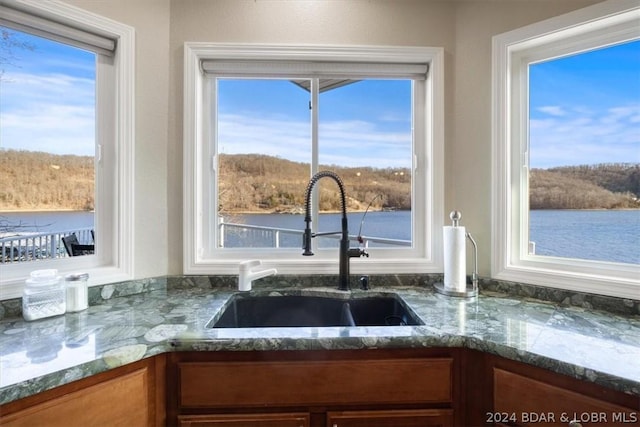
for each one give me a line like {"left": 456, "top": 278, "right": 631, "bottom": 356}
{"left": 1, "top": 278, "right": 639, "bottom": 405}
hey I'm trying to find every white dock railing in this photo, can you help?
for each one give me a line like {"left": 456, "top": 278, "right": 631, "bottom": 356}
{"left": 1, "top": 222, "right": 408, "bottom": 263}
{"left": 0, "top": 228, "right": 93, "bottom": 263}
{"left": 218, "top": 220, "right": 411, "bottom": 249}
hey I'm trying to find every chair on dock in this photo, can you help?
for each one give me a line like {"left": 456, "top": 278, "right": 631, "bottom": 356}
{"left": 62, "top": 233, "right": 95, "bottom": 257}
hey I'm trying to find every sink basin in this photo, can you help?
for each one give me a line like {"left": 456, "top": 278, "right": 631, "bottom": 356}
{"left": 347, "top": 296, "right": 423, "bottom": 326}
{"left": 208, "top": 294, "right": 424, "bottom": 328}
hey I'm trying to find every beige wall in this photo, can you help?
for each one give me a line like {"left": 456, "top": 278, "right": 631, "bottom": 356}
{"left": 166, "top": 0, "right": 457, "bottom": 275}
{"left": 65, "top": 0, "right": 171, "bottom": 279}
{"left": 450, "top": 0, "right": 600, "bottom": 272}
{"left": 66, "top": 0, "right": 601, "bottom": 278}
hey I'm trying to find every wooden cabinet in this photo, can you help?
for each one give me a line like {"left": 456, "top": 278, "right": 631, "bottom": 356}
{"left": 485, "top": 354, "right": 639, "bottom": 427}
{"left": 493, "top": 368, "right": 639, "bottom": 427}
{"left": 327, "top": 409, "right": 454, "bottom": 427}
{"left": 3, "top": 347, "right": 638, "bottom": 427}
{"left": 178, "top": 413, "right": 310, "bottom": 427}
{"left": 0, "top": 356, "right": 165, "bottom": 427}
{"left": 168, "top": 349, "right": 459, "bottom": 427}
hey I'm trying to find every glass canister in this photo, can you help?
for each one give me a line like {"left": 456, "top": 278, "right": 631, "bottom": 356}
{"left": 22, "top": 269, "right": 66, "bottom": 321}
{"left": 65, "top": 272, "right": 89, "bottom": 312}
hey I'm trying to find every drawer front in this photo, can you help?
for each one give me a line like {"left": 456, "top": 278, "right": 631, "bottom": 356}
{"left": 327, "top": 409, "right": 454, "bottom": 427}
{"left": 178, "top": 413, "right": 310, "bottom": 427}
{"left": 494, "top": 368, "right": 639, "bottom": 427}
{"left": 179, "top": 358, "right": 452, "bottom": 408}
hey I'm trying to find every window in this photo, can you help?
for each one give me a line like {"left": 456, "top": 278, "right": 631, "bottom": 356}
{"left": 0, "top": 2, "right": 134, "bottom": 298}
{"left": 214, "top": 77, "right": 414, "bottom": 250}
{"left": 492, "top": 0, "right": 640, "bottom": 299}
{"left": 0, "top": 28, "right": 97, "bottom": 253}
{"left": 184, "top": 44, "right": 444, "bottom": 275}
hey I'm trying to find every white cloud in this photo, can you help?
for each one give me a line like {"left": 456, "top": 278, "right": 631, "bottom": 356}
{"left": 529, "top": 103, "right": 640, "bottom": 168}
{"left": 377, "top": 112, "right": 411, "bottom": 123}
{"left": 217, "top": 113, "right": 310, "bottom": 161}
{"left": 537, "top": 106, "right": 566, "bottom": 116}
{"left": 218, "top": 113, "right": 412, "bottom": 168}
{"left": 0, "top": 72, "right": 95, "bottom": 156}
{"left": 2, "top": 72, "right": 94, "bottom": 102}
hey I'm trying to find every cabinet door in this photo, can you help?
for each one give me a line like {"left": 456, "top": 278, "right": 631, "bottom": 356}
{"left": 0, "top": 368, "right": 151, "bottom": 427}
{"left": 327, "top": 409, "right": 454, "bottom": 427}
{"left": 494, "top": 368, "right": 639, "bottom": 427}
{"left": 178, "top": 413, "right": 310, "bottom": 427}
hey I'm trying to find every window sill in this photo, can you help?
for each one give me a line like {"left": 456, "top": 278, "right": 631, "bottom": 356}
{"left": 493, "top": 264, "right": 639, "bottom": 301}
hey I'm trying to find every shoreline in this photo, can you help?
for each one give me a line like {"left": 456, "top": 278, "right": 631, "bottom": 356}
{"left": 222, "top": 207, "right": 639, "bottom": 215}
{"left": 1, "top": 209, "right": 94, "bottom": 214}
{"left": 221, "top": 208, "right": 410, "bottom": 215}
{"left": 2, "top": 207, "right": 638, "bottom": 215}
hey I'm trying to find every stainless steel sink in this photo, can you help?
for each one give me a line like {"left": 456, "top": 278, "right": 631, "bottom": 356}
{"left": 208, "top": 294, "right": 424, "bottom": 328}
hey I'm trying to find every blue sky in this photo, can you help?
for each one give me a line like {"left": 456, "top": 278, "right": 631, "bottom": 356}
{"left": 1, "top": 27, "right": 638, "bottom": 169}
{"left": 529, "top": 40, "right": 640, "bottom": 168}
{"left": 0, "top": 27, "right": 96, "bottom": 156}
{"left": 217, "top": 78, "right": 413, "bottom": 168}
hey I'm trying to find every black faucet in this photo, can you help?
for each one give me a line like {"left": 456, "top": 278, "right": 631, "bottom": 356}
{"left": 302, "top": 171, "right": 368, "bottom": 291}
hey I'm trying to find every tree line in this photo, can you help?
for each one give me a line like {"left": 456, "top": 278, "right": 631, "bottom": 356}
{"left": 0, "top": 149, "right": 94, "bottom": 211}
{"left": 1, "top": 150, "right": 638, "bottom": 212}
{"left": 218, "top": 154, "right": 411, "bottom": 213}
{"left": 530, "top": 164, "right": 639, "bottom": 209}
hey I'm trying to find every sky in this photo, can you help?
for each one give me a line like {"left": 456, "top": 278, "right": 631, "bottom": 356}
{"left": 529, "top": 39, "right": 640, "bottom": 169}
{"left": 0, "top": 27, "right": 638, "bottom": 169}
{"left": 0, "top": 28, "right": 96, "bottom": 156}
{"left": 217, "top": 78, "right": 413, "bottom": 168}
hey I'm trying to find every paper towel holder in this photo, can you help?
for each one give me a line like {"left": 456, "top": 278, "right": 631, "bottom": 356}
{"left": 434, "top": 211, "right": 479, "bottom": 298}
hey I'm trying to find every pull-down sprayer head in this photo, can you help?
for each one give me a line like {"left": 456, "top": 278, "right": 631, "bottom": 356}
{"left": 302, "top": 171, "right": 347, "bottom": 257}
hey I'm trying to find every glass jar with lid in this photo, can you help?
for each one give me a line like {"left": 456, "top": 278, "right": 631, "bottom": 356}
{"left": 22, "top": 269, "right": 66, "bottom": 321}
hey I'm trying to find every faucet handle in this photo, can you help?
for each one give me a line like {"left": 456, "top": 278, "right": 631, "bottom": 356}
{"left": 348, "top": 248, "right": 369, "bottom": 258}
{"left": 239, "top": 259, "right": 261, "bottom": 272}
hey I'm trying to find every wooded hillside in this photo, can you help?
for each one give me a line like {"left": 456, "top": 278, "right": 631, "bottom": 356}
{"left": 1, "top": 150, "right": 638, "bottom": 212}
{"left": 218, "top": 154, "right": 411, "bottom": 213}
{"left": 530, "top": 164, "right": 639, "bottom": 209}
{"left": 0, "top": 149, "right": 94, "bottom": 211}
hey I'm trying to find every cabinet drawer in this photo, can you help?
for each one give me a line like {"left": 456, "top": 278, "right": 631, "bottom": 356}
{"left": 327, "top": 409, "right": 454, "bottom": 427}
{"left": 178, "top": 413, "right": 310, "bottom": 427}
{"left": 494, "top": 368, "right": 639, "bottom": 427}
{"left": 179, "top": 358, "right": 452, "bottom": 408}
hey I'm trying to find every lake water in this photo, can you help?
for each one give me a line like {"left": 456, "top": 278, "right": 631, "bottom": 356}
{"left": 0, "top": 211, "right": 94, "bottom": 235}
{"left": 226, "top": 210, "right": 640, "bottom": 265}
{"left": 3, "top": 210, "right": 638, "bottom": 265}
{"left": 529, "top": 209, "right": 639, "bottom": 264}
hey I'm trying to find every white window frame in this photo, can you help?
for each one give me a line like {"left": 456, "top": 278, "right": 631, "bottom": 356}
{"left": 0, "top": 0, "right": 135, "bottom": 299}
{"left": 492, "top": 0, "right": 640, "bottom": 300}
{"left": 184, "top": 43, "right": 444, "bottom": 275}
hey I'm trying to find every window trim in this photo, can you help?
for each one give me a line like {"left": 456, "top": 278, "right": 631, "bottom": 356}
{"left": 183, "top": 43, "right": 444, "bottom": 275}
{"left": 491, "top": 0, "right": 640, "bottom": 299}
{"left": 0, "top": 0, "right": 135, "bottom": 299}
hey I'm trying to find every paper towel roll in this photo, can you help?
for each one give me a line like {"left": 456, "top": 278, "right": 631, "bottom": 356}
{"left": 443, "top": 226, "right": 467, "bottom": 292}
